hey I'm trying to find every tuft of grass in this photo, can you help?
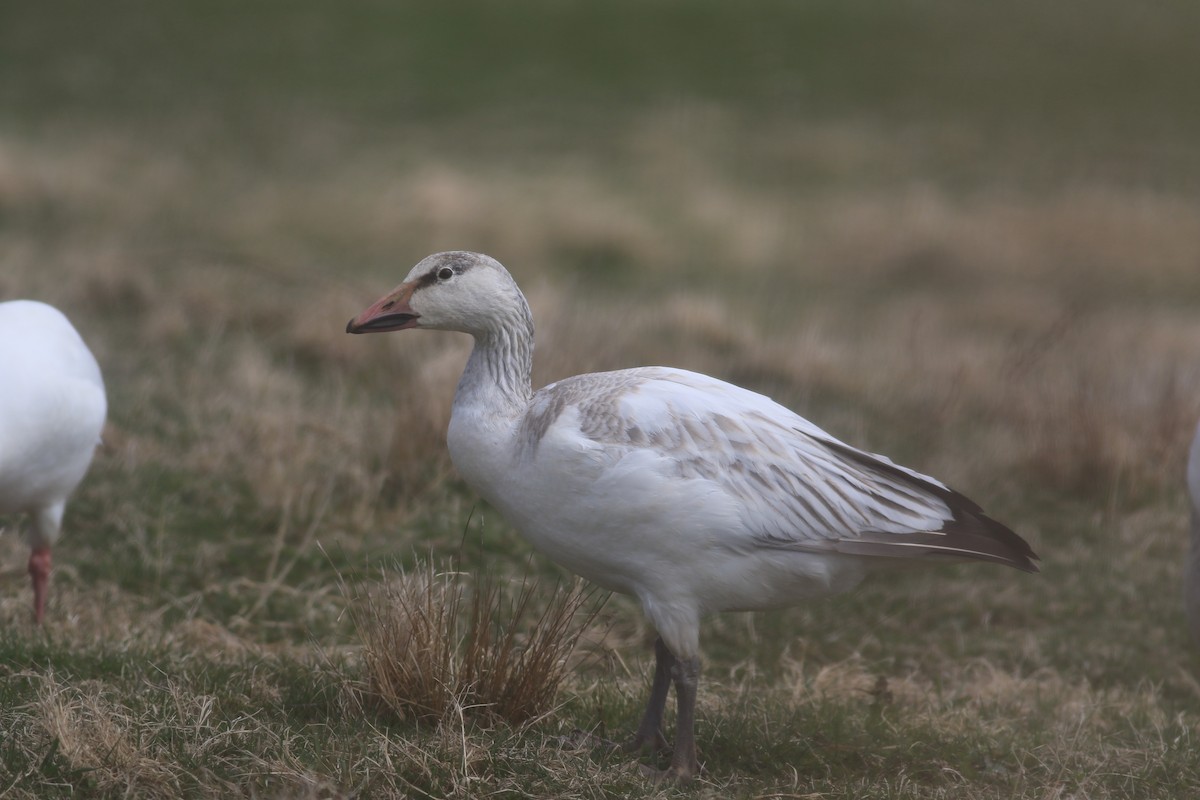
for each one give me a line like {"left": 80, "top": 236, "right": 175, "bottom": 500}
{"left": 352, "top": 559, "right": 606, "bottom": 726}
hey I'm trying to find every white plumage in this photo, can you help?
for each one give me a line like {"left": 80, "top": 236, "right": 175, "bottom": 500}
{"left": 1185, "top": 421, "right": 1200, "bottom": 644}
{"left": 0, "top": 300, "right": 106, "bottom": 624}
{"left": 348, "top": 252, "right": 1037, "bottom": 781}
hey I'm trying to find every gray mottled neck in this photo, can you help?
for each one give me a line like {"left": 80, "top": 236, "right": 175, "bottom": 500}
{"left": 455, "top": 305, "right": 535, "bottom": 418}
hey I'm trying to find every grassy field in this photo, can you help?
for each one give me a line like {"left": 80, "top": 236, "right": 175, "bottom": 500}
{"left": 3, "top": 1, "right": 1200, "bottom": 797}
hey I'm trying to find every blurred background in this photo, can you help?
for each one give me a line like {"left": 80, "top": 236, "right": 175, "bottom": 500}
{"left": 6, "top": 0, "right": 1198, "bottom": 301}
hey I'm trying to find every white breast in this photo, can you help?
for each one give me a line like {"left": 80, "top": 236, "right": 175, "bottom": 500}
{"left": 0, "top": 300, "right": 107, "bottom": 541}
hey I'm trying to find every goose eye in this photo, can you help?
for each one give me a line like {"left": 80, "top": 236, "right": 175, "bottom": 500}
{"left": 438, "top": 267, "right": 454, "bottom": 281}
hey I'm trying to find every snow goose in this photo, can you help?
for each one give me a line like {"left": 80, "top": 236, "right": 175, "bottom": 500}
{"left": 347, "top": 251, "right": 1038, "bottom": 782}
{"left": 0, "top": 300, "right": 106, "bottom": 624}
{"left": 1186, "top": 421, "right": 1200, "bottom": 644}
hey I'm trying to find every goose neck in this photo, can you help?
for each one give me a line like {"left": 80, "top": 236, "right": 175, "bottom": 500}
{"left": 456, "top": 320, "right": 534, "bottom": 417}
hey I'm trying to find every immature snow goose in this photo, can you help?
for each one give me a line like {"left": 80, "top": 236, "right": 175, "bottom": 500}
{"left": 0, "top": 300, "right": 106, "bottom": 624}
{"left": 347, "top": 251, "right": 1038, "bottom": 782}
{"left": 1185, "top": 421, "right": 1200, "bottom": 644}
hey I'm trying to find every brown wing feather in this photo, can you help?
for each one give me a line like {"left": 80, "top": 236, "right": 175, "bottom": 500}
{"left": 820, "top": 440, "right": 1039, "bottom": 572}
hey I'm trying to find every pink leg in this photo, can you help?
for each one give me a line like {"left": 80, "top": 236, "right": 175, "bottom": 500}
{"left": 28, "top": 546, "right": 52, "bottom": 625}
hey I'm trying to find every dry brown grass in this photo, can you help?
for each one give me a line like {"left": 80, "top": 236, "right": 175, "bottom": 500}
{"left": 353, "top": 559, "right": 605, "bottom": 726}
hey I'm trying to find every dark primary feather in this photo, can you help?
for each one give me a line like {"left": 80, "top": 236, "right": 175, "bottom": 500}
{"left": 818, "top": 441, "right": 1039, "bottom": 572}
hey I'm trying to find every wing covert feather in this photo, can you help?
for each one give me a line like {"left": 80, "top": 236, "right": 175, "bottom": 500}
{"left": 520, "top": 367, "right": 1036, "bottom": 571}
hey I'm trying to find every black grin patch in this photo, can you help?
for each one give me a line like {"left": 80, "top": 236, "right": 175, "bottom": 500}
{"left": 346, "top": 312, "right": 418, "bottom": 333}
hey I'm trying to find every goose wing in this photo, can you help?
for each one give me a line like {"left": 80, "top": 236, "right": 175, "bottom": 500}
{"left": 521, "top": 367, "right": 1037, "bottom": 572}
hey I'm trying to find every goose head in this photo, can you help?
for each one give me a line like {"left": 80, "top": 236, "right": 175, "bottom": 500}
{"left": 346, "top": 251, "right": 529, "bottom": 338}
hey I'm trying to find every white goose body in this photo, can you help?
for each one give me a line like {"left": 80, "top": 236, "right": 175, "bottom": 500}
{"left": 450, "top": 367, "right": 894, "bottom": 644}
{"left": 349, "top": 252, "right": 1037, "bottom": 781}
{"left": 1185, "top": 420, "right": 1200, "bottom": 643}
{"left": 0, "top": 300, "right": 107, "bottom": 623}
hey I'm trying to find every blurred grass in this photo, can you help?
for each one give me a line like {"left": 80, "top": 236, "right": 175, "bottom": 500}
{"left": 5, "top": 0, "right": 1200, "bottom": 192}
{"left": 5, "top": 1, "right": 1199, "bottom": 136}
{"left": 2, "top": 1, "right": 1200, "bottom": 797}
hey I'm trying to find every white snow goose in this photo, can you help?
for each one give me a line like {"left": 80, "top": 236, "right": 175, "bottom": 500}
{"left": 0, "top": 300, "right": 106, "bottom": 624}
{"left": 347, "top": 251, "right": 1038, "bottom": 782}
{"left": 1185, "top": 421, "right": 1200, "bottom": 644}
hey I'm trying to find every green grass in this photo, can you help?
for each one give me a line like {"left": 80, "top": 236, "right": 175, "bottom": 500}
{"left": 6, "top": 1, "right": 1198, "bottom": 133}
{"left": 3, "top": 1, "right": 1200, "bottom": 797}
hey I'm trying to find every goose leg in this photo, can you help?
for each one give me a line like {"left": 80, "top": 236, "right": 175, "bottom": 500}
{"left": 28, "top": 545, "right": 51, "bottom": 625}
{"left": 626, "top": 636, "right": 673, "bottom": 754}
{"left": 664, "top": 654, "right": 701, "bottom": 782}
